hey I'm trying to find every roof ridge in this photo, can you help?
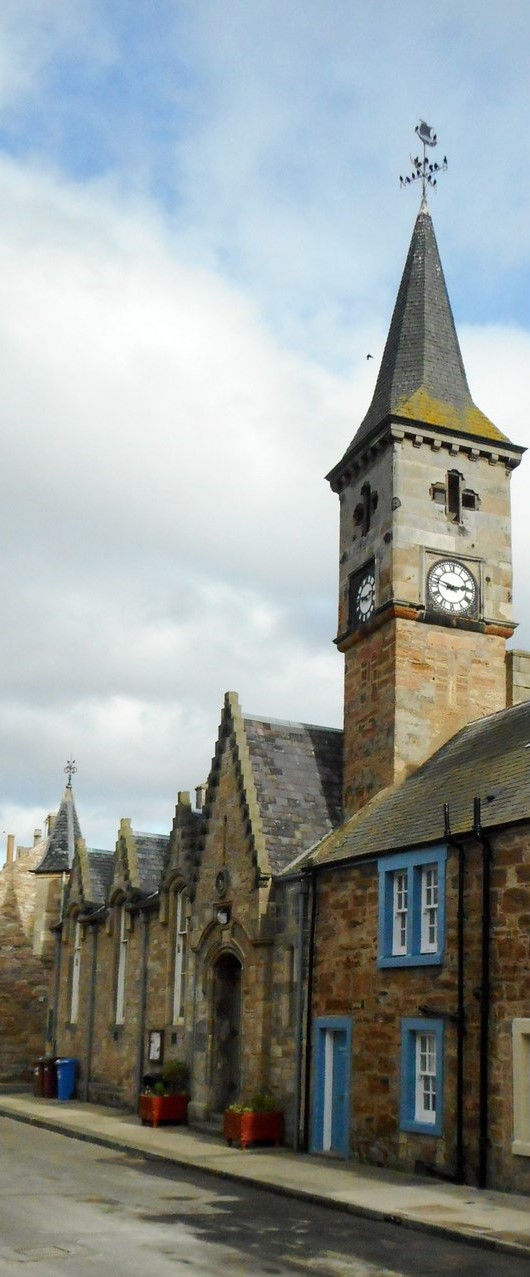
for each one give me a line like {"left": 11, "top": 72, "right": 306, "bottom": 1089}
{"left": 243, "top": 713, "right": 341, "bottom": 733}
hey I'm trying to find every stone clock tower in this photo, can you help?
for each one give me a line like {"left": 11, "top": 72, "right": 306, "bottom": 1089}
{"left": 328, "top": 201, "right": 524, "bottom": 817}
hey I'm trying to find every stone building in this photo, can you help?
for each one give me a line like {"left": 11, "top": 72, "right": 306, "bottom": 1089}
{"left": 297, "top": 201, "right": 530, "bottom": 1194}
{"left": 0, "top": 782, "right": 81, "bottom": 1079}
{"left": 48, "top": 194, "right": 530, "bottom": 1194}
{"left": 56, "top": 692, "right": 341, "bottom": 1133}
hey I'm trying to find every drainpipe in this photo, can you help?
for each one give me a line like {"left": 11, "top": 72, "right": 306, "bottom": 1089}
{"left": 474, "top": 797, "right": 491, "bottom": 1190}
{"left": 50, "top": 923, "right": 63, "bottom": 1055}
{"left": 443, "top": 803, "right": 466, "bottom": 1185}
{"left": 190, "top": 932, "right": 199, "bottom": 1102}
{"left": 302, "top": 868, "right": 317, "bottom": 1151}
{"left": 292, "top": 875, "right": 309, "bottom": 1152}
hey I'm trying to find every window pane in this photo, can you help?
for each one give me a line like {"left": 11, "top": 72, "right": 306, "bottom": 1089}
{"left": 392, "top": 871, "right": 408, "bottom": 954}
{"left": 416, "top": 1031, "right": 437, "bottom": 1123}
{"left": 421, "top": 865, "right": 438, "bottom": 953}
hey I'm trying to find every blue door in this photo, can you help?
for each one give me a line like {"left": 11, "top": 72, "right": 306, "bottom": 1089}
{"left": 311, "top": 1017, "right": 352, "bottom": 1158}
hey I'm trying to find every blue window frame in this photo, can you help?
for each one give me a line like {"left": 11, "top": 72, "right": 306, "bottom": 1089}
{"left": 401, "top": 1017, "right": 444, "bottom": 1136}
{"left": 377, "top": 846, "right": 446, "bottom": 968}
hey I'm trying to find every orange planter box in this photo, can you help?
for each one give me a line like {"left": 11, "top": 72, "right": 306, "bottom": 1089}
{"left": 223, "top": 1109, "right": 284, "bottom": 1150}
{"left": 139, "top": 1093, "right": 189, "bottom": 1128}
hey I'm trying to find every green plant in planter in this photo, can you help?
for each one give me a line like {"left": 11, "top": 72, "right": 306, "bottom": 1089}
{"left": 224, "top": 1091, "right": 284, "bottom": 1149}
{"left": 139, "top": 1059, "right": 190, "bottom": 1128}
{"left": 227, "top": 1091, "right": 279, "bottom": 1114}
{"left": 160, "top": 1059, "right": 190, "bottom": 1095}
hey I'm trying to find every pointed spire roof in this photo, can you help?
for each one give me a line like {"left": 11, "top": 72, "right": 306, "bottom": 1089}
{"left": 33, "top": 782, "right": 82, "bottom": 874}
{"left": 340, "top": 204, "right": 511, "bottom": 462}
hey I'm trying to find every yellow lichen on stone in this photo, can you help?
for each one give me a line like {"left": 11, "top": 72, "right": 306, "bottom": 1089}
{"left": 394, "top": 387, "right": 508, "bottom": 442}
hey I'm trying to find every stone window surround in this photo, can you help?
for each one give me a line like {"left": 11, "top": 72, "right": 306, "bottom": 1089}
{"left": 69, "top": 916, "right": 82, "bottom": 1025}
{"left": 377, "top": 847, "right": 446, "bottom": 968}
{"left": 171, "top": 887, "right": 188, "bottom": 1025}
{"left": 400, "top": 1017, "right": 444, "bottom": 1137}
{"left": 115, "top": 903, "right": 128, "bottom": 1026}
{"left": 512, "top": 1018, "right": 530, "bottom": 1157}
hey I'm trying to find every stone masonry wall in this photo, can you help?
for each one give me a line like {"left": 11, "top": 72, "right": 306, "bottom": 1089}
{"left": 311, "top": 825, "right": 530, "bottom": 1193}
{"left": 188, "top": 739, "right": 275, "bottom": 1117}
{"left": 343, "top": 618, "right": 506, "bottom": 814}
{"left": 0, "top": 844, "right": 54, "bottom": 1080}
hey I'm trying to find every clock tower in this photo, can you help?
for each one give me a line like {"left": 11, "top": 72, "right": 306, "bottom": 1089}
{"left": 328, "top": 200, "right": 524, "bottom": 817}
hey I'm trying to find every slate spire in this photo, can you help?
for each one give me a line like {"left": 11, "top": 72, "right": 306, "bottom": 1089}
{"left": 33, "top": 781, "right": 82, "bottom": 874}
{"left": 345, "top": 204, "right": 509, "bottom": 458}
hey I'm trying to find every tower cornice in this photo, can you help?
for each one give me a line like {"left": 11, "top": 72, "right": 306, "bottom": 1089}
{"left": 327, "top": 415, "right": 525, "bottom": 493}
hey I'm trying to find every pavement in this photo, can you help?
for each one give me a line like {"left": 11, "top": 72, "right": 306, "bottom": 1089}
{"left": 0, "top": 1091, "right": 530, "bottom": 1260}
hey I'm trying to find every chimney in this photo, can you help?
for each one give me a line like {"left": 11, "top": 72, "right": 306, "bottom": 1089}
{"left": 33, "top": 829, "right": 42, "bottom": 845}
{"left": 195, "top": 783, "right": 207, "bottom": 811}
{"left": 45, "top": 812, "right": 56, "bottom": 835}
{"left": 5, "top": 834, "right": 14, "bottom": 865}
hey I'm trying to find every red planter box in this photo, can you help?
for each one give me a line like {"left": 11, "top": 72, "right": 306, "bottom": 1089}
{"left": 223, "top": 1109, "right": 284, "bottom": 1150}
{"left": 139, "top": 1093, "right": 189, "bottom": 1128}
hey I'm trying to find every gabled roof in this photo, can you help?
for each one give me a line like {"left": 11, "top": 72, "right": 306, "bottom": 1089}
{"left": 244, "top": 714, "right": 342, "bottom": 873}
{"left": 334, "top": 205, "right": 516, "bottom": 468}
{"left": 65, "top": 840, "right": 114, "bottom": 911}
{"left": 164, "top": 792, "right": 202, "bottom": 896}
{"left": 304, "top": 698, "right": 530, "bottom": 868}
{"left": 133, "top": 832, "right": 169, "bottom": 895}
{"left": 203, "top": 693, "right": 342, "bottom": 878}
{"left": 34, "top": 783, "right": 82, "bottom": 873}
{"left": 85, "top": 848, "right": 114, "bottom": 906}
{"left": 112, "top": 820, "right": 169, "bottom": 898}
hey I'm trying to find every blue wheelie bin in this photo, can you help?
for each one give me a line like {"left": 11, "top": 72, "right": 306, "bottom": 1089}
{"left": 55, "top": 1057, "right": 77, "bottom": 1101}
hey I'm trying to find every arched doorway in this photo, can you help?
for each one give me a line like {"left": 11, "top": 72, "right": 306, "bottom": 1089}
{"left": 211, "top": 952, "right": 242, "bottom": 1111}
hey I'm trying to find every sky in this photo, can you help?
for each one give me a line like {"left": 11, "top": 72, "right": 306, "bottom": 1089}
{"left": 2, "top": 0, "right": 530, "bottom": 857}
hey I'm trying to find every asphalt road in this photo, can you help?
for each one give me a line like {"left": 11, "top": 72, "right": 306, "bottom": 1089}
{"left": 0, "top": 1117, "right": 528, "bottom": 1277}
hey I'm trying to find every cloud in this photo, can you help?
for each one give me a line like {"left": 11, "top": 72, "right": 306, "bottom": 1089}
{"left": 1, "top": 2, "right": 530, "bottom": 857}
{"left": 0, "top": 156, "right": 347, "bottom": 850}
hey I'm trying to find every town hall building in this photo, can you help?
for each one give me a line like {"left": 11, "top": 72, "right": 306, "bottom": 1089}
{"left": 26, "top": 188, "right": 530, "bottom": 1195}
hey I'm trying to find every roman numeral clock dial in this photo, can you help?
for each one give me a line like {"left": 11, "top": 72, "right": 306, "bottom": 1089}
{"left": 350, "top": 566, "right": 376, "bottom": 626}
{"left": 427, "top": 559, "right": 477, "bottom": 616}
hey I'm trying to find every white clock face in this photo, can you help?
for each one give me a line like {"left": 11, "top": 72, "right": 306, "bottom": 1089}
{"left": 427, "top": 559, "right": 477, "bottom": 615}
{"left": 355, "top": 571, "right": 376, "bottom": 622}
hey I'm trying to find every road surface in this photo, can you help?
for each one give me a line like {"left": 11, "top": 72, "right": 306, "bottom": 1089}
{"left": 0, "top": 1117, "right": 527, "bottom": 1276}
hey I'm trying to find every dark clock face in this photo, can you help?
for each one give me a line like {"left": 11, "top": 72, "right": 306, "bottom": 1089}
{"left": 427, "top": 559, "right": 477, "bottom": 615}
{"left": 354, "top": 570, "right": 376, "bottom": 623}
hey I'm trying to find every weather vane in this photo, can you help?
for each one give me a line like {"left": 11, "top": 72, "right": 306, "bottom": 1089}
{"left": 399, "top": 121, "right": 447, "bottom": 202}
{"left": 64, "top": 758, "right": 77, "bottom": 787}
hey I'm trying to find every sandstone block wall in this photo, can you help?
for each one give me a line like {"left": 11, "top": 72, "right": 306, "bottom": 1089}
{"left": 0, "top": 843, "right": 56, "bottom": 1080}
{"left": 343, "top": 617, "right": 506, "bottom": 814}
{"left": 310, "top": 825, "right": 530, "bottom": 1194}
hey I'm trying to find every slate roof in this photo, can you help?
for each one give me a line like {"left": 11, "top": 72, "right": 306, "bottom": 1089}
{"left": 244, "top": 715, "right": 343, "bottom": 874}
{"left": 34, "top": 785, "right": 82, "bottom": 873}
{"left": 335, "top": 206, "right": 515, "bottom": 468}
{"left": 304, "top": 699, "right": 530, "bottom": 869}
{"left": 133, "top": 831, "right": 170, "bottom": 895}
{"left": 85, "top": 849, "right": 114, "bottom": 906}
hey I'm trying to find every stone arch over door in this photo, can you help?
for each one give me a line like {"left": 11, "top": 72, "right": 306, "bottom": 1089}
{"left": 211, "top": 951, "right": 242, "bottom": 1111}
